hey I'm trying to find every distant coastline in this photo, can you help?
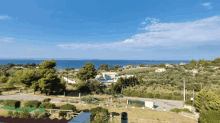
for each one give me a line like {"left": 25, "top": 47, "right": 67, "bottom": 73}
{"left": 0, "top": 59, "right": 190, "bottom": 69}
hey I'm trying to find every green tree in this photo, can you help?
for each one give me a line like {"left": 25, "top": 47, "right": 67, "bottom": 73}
{"left": 199, "top": 107, "right": 220, "bottom": 123}
{"left": 88, "top": 80, "right": 105, "bottom": 94}
{"left": 16, "top": 69, "right": 37, "bottom": 89}
{"left": 90, "top": 107, "right": 108, "bottom": 122}
{"left": 189, "top": 59, "right": 197, "bottom": 67}
{"left": 36, "top": 60, "right": 66, "bottom": 95}
{"left": 98, "top": 64, "right": 108, "bottom": 71}
{"left": 139, "top": 63, "right": 145, "bottom": 67}
{"left": 158, "top": 63, "right": 165, "bottom": 68}
{"left": 194, "top": 88, "right": 215, "bottom": 112}
{"left": 4, "top": 77, "right": 15, "bottom": 90}
{"left": 0, "top": 75, "right": 8, "bottom": 83}
{"left": 77, "top": 62, "right": 97, "bottom": 81}
{"left": 69, "top": 67, "right": 75, "bottom": 70}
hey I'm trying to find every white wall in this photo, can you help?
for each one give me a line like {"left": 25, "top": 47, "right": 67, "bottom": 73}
{"left": 145, "top": 101, "right": 154, "bottom": 108}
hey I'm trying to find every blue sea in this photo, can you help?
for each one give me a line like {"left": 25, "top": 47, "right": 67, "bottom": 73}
{"left": 0, "top": 59, "right": 190, "bottom": 69}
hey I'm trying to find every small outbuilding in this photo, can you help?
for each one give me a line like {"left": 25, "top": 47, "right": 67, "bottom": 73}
{"left": 145, "top": 100, "right": 155, "bottom": 108}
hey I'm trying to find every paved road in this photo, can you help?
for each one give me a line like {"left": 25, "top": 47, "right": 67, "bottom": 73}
{"left": 0, "top": 94, "right": 46, "bottom": 101}
{"left": 0, "top": 94, "right": 184, "bottom": 112}
{"left": 0, "top": 93, "right": 76, "bottom": 104}
{"left": 123, "top": 96, "right": 184, "bottom": 111}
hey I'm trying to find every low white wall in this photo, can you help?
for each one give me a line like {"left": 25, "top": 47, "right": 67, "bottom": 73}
{"left": 145, "top": 101, "right": 154, "bottom": 108}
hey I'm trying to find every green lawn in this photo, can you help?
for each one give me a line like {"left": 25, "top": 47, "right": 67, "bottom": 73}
{"left": 0, "top": 106, "right": 45, "bottom": 112}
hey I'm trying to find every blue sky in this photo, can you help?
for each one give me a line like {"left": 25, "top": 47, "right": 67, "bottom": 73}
{"left": 0, "top": 0, "right": 220, "bottom": 60}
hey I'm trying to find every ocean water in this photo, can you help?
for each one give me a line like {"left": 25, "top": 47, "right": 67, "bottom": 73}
{"left": 0, "top": 59, "right": 190, "bottom": 69}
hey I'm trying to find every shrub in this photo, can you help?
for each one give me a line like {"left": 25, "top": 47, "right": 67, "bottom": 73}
{"left": 19, "top": 108, "right": 31, "bottom": 119}
{"left": 4, "top": 100, "right": 21, "bottom": 108}
{"left": 170, "top": 108, "right": 193, "bottom": 114}
{"left": 181, "top": 108, "right": 193, "bottom": 114}
{"left": 42, "top": 98, "right": 51, "bottom": 102}
{"left": 184, "top": 99, "right": 193, "bottom": 105}
{"left": 24, "top": 100, "right": 41, "bottom": 108}
{"left": 199, "top": 109, "right": 220, "bottom": 123}
{"left": 59, "top": 104, "right": 77, "bottom": 117}
{"left": 70, "top": 100, "right": 78, "bottom": 103}
{"left": 0, "top": 75, "right": 8, "bottom": 83}
{"left": 170, "top": 108, "right": 181, "bottom": 113}
{"left": 155, "top": 93, "right": 161, "bottom": 99}
{"left": 33, "top": 111, "right": 40, "bottom": 119}
{"left": 60, "top": 104, "right": 76, "bottom": 111}
{"left": 146, "top": 92, "right": 154, "bottom": 98}
{"left": 59, "top": 111, "right": 67, "bottom": 117}
{"left": 89, "top": 107, "right": 108, "bottom": 118}
{"left": 14, "top": 111, "right": 20, "bottom": 118}
{"left": 80, "top": 96, "right": 99, "bottom": 104}
{"left": 8, "top": 111, "right": 13, "bottom": 117}
{"left": 38, "top": 102, "right": 55, "bottom": 109}
{"left": 38, "top": 113, "right": 47, "bottom": 119}
{"left": 132, "top": 103, "right": 144, "bottom": 107}
{"left": 72, "top": 84, "right": 78, "bottom": 88}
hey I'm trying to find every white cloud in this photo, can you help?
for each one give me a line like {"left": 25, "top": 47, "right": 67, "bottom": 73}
{"left": 0, "top": 38, "right": 14, "bottom": 42}
{"left": 201, "top": 2, "right": 212, "bottom": 9}
{"left": 0, "top": 15, "right": 10, "bottom": 20}
{"left": 145, "top": 17, "right": 151, "bottom": 21}
{"left": 141, "top": 22, "right": 146, "bottom": 25}
{"left": 57, "top": 16, "right": 220, "bottom": 51}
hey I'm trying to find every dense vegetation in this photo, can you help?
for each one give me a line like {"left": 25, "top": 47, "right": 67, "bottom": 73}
{"left": 194, "top": 88, "right": 220, "bottom": 122}
{"left": 0, "top": 60, "right": 66, "bottom": 95}
{"left": 77, "top": 62, "right": 97, "bottom": 81}
{"left": 97, "top": 64, "right": 122, "bottom": 71}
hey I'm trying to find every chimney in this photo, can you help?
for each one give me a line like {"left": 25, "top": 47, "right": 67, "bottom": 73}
{"left": 121, "top": 112, "right": 128, "bottom": 123}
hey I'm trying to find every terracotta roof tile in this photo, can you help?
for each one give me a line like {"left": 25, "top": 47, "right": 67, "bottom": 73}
{"left": 0, "top": 116, "right": 71, "bottom": 123}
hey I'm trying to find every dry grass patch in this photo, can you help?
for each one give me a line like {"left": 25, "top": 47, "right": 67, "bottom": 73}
{"left": 0, "top": 109, "right": 9, "bottom": 117}
{"left": 53, "top": 103, "right": 196, "bottom": 123}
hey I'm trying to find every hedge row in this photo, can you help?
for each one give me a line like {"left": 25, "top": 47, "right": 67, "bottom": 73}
{"left": 123, "top": 91, "right": 184, "bottom": 101}
{"left": 59, "top": 104, "right": 77, "bottom": 117}
{"left": 170, "top": 108, "right": 193, "bottom": 114}
{"left": 38, "top": 102, "right": 55, "bottom": 109}
{"left": 4, "top": 100, "right": 20, "bottom": 108}
{"left": 24, "top": 100, "right": 41, "bottom": 108}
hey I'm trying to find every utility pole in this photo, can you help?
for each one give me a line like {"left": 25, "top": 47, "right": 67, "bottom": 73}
{"left": 193, "top": 89, "right": 194, "bottom": 106}
{"left": 184, "top": 79, "right": 185, "bottom": 102}
{"left": 200, "top": 82, "right": 202, "bottom": 90}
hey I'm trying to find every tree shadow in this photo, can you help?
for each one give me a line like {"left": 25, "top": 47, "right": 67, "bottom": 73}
{"left": 111, "top": 112, "right": 120, "bottom": 117}
{"left": 154, "top": 105, "right": 158, "bottom": 108}
{"left": 82, "top": 109, "right": 90, "bottom": 112}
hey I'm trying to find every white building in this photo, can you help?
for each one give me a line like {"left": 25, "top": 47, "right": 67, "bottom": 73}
{"left": 62, "top": 76, "right": 78, "bottom": 84}
{"left": 145, "top": 100, "right": 155, "bottom": 108}
{"left": 185, "top": 69, "right": 198, "bottom": 74}
{"left": 165, "top": 64, "right": 174, "bottom": 68}
{"left": 96, "top": 72, "right": 134, "bottom": 84}
{"left": 179, "top": 63, "right": 187, "bottom": 65}
{"left": 155, "top": 68, "right": 166, "bottom": 72}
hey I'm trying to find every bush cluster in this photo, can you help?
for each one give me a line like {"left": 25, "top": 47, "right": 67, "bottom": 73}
{"left": 42, "top": 98, "right": 51, "bottom": 102}
{"left": 38, "top": 102, "right": 55, "bottom": 109}
{"left": 132, "top": 103, "right": 144, "bottom": 107}
{"left": 8, "top": 108, "right": 31, "bottom": 119}
{"left": 24, "top": 100, "right": 41, "bottom": 108}
{"left": 59, "top": 104, "right": 77, "bottom": 117}
{"left": 90, "top": 107, "right": 108, "bottom": 116}
{"left": 80, "top": 96, "right": 99, "bottom": 104}
{"left": 170, "top": 108, "right": 193, "bottom": 114}
{"left": 123, "top": 91, "right": 183, "bottom": 101}
{"left": 4, "top": 100, "right": 20, "bottom": 108}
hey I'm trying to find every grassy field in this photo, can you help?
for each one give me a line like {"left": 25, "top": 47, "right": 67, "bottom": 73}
{"left": 54, "top": 103, "right": 197, "bottom": 123}
{"left": 0, "top": 109, "right": 9, "bottom": 117}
